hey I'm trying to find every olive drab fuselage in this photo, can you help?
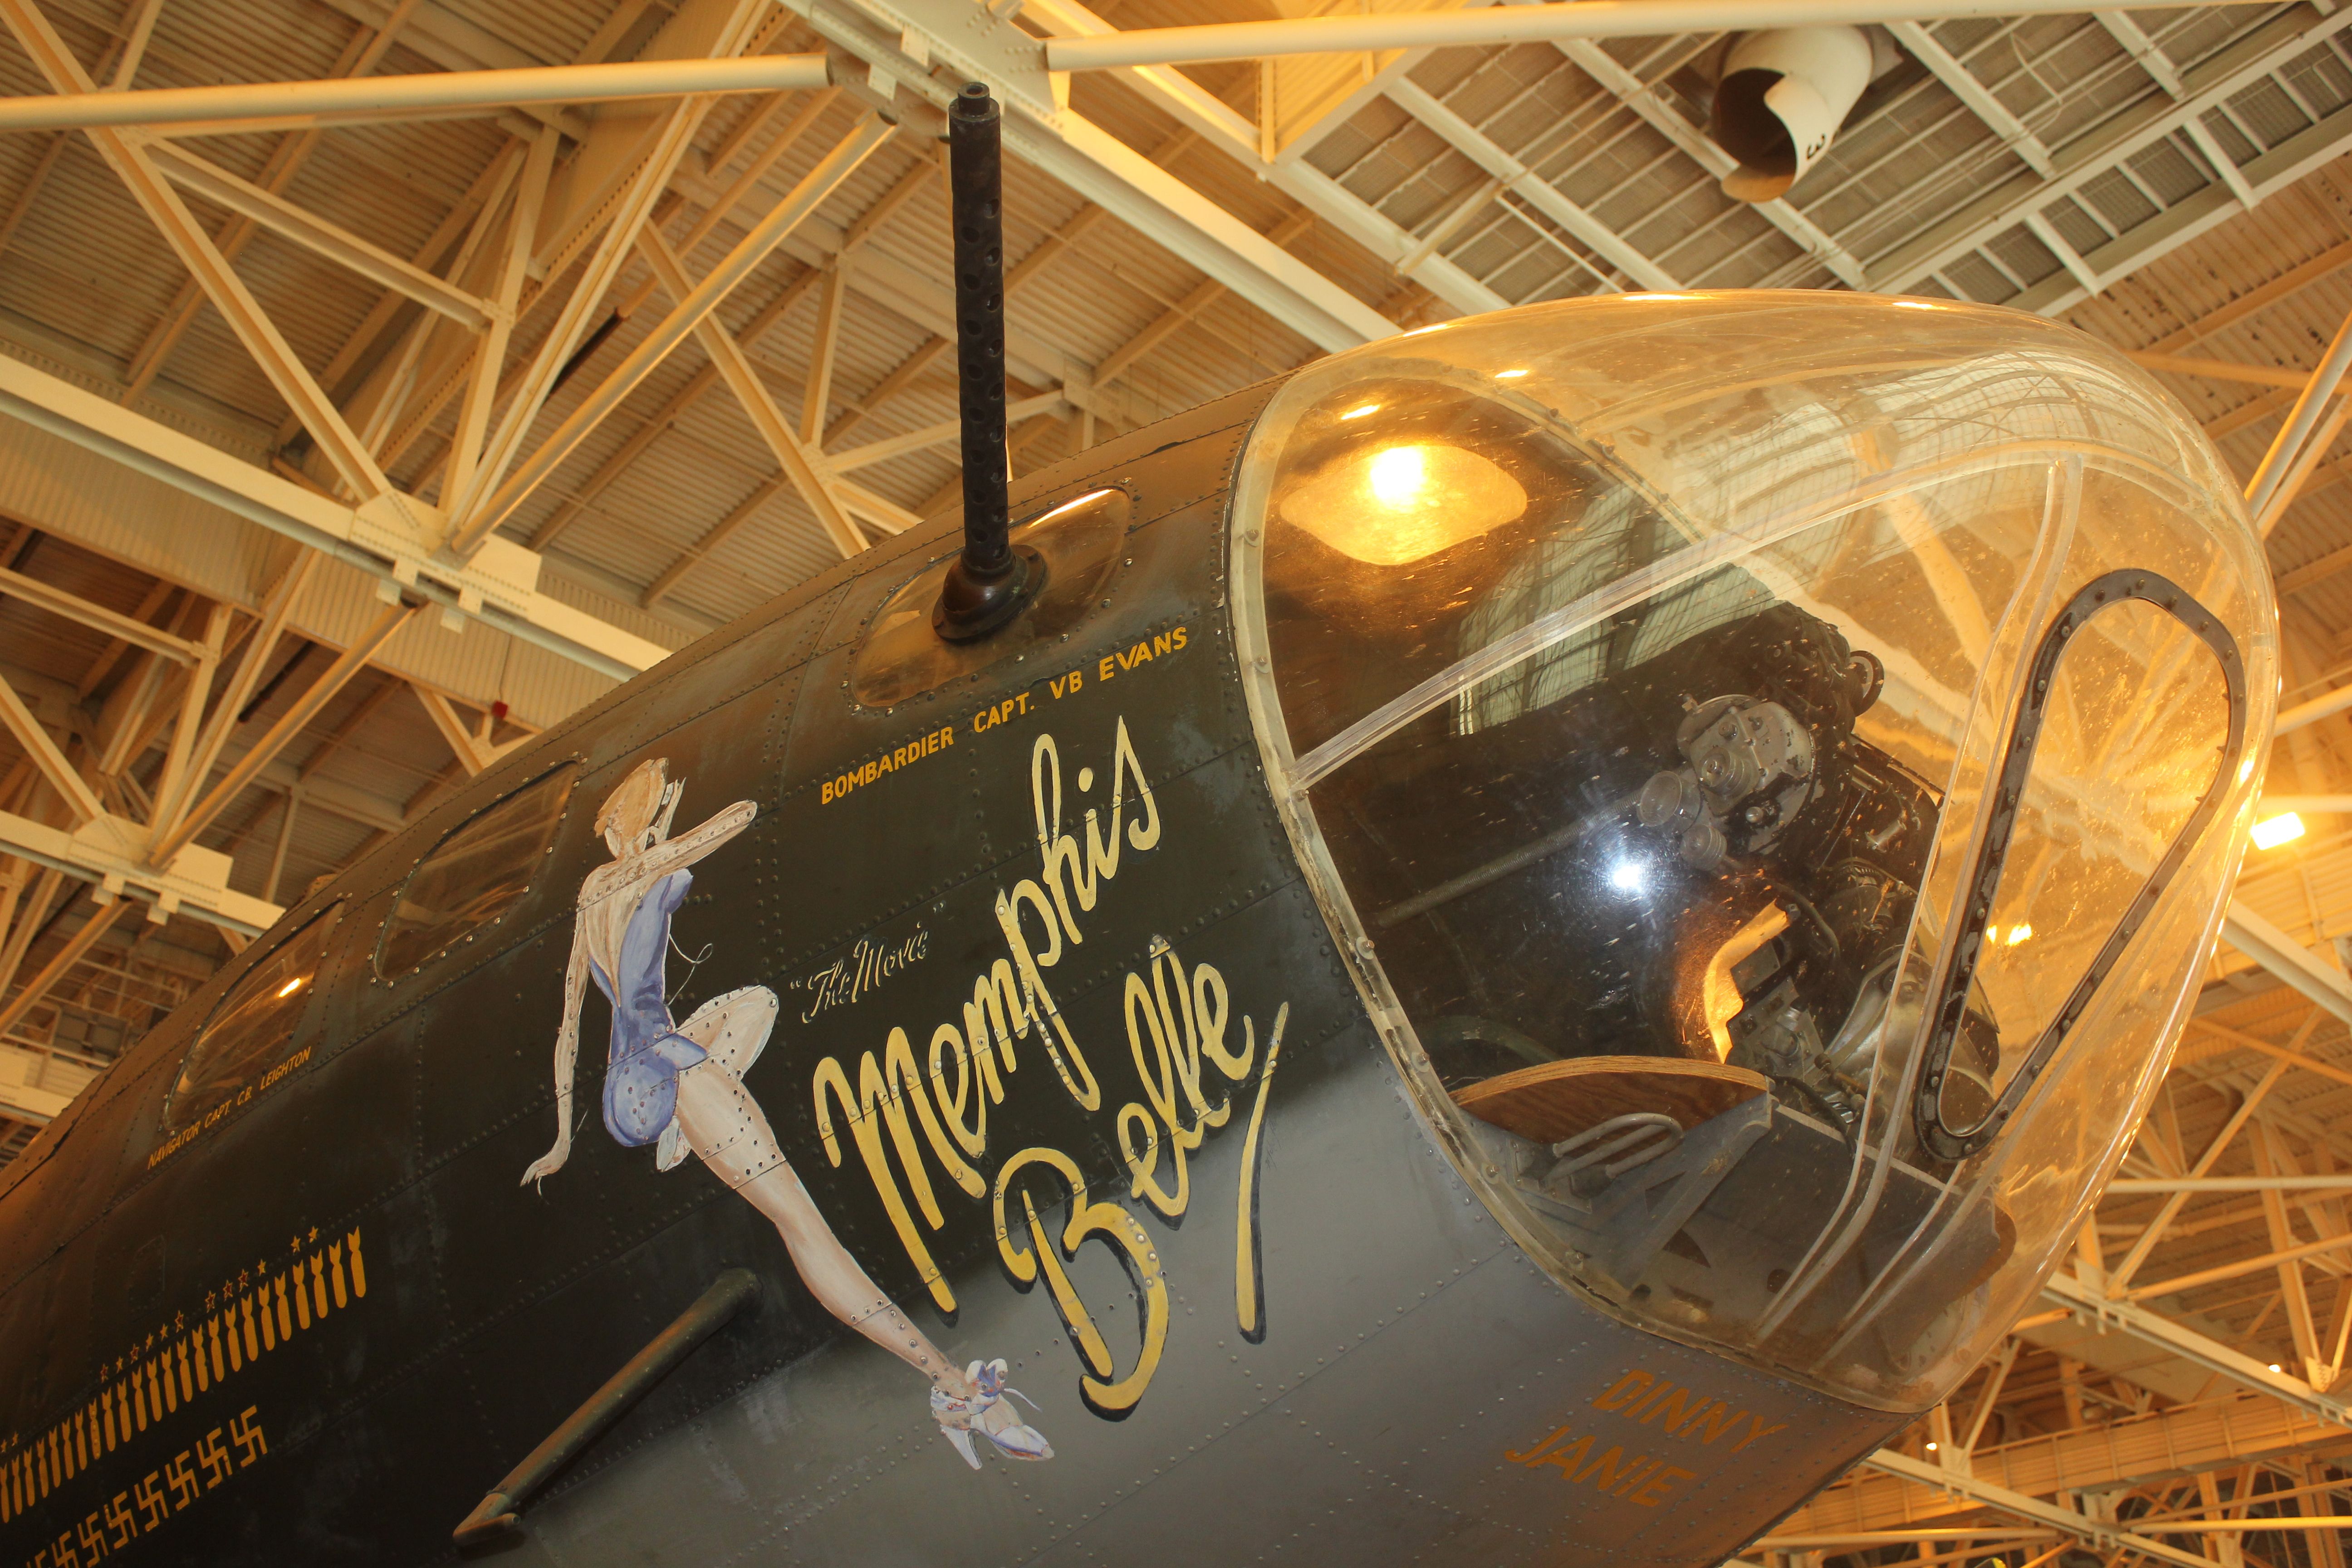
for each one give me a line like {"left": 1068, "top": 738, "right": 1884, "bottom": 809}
{"left": 0, "top": 381, "right": 1906, "bottom": 1568}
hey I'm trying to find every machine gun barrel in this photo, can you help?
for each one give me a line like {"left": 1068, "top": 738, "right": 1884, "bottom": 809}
{"left": 933, "top": 81, "right": 1042, "bottom": 641}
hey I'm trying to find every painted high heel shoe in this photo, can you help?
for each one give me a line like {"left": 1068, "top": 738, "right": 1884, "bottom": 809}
{"left": 930, "top": 1358, "right": 1053, "bottom": 1469}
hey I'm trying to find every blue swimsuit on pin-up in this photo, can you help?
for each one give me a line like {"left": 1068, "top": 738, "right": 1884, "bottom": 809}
{"left": 593, "top": 868, "right": 709, "bottom": 1148}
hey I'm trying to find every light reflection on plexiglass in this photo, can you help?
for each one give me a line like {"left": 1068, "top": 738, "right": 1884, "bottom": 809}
{"left": 1230, "top": 292, "right": 2274, "bottom": 1410}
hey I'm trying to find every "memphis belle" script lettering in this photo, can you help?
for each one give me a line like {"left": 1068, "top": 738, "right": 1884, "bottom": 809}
{"left": 810, "top": 715, "right": 1285, "bottom": 1416}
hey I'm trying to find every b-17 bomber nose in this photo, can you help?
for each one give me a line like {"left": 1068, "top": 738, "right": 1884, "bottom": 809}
{"left": 0, "top": 289, "right": 2281, "bottom": 1568}
{"left": 1228, "top": 289, "right": 2273, "bottom": 1413}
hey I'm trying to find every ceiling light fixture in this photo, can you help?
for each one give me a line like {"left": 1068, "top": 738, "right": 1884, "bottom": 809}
{"left": 2253, "top": 812, "right": 2306, "bottom": 850}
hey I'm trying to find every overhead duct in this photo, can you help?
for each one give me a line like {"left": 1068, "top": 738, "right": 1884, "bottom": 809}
{"left": 1711, "top": 26, "right": 1889, "bottom": 203}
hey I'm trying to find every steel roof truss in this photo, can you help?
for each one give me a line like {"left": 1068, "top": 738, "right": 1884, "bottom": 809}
{"left": 138, "top": 140, "right": 502, "bottom": 331}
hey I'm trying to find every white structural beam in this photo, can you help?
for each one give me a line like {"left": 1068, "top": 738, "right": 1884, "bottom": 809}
{"left": 2250, "top": 304, "right": 2352, "bottom": 523}
{"left": 0, "top": 353, "right": 668, "bottom": 682}
{"left": 0, "top": 403, "right": 665, "bottom": 734}
{"left": 152, "top": 603, "right": 418, "bottom": 867}
{"left": 0, "top": 678, "right": 103, "bottom": 827}
{"left": 1381, "top": 77, "right": 1681, "bottom": 290}
{"left": 1008, "top": 111, "right": 1401, "bottom": 353}
{"left": 170, "top": 558, "right": 317, "bottom": 844}
{"left": 2222, "top": 901, "right": 2352, "bottom": 1028}
{"left": 454, "top": 113, "right": 892, "bottom": 550}
{"left": 2108, "top": 1175, "right": 2352, "bottom": 1193}
{"left": 0, "top": 653, "right": 416, "bottom": 851}
{"left": 443, "top": 0, "right": 780, "bottom": 549}
{"left": 664, "top": 158, "right": 1135, "bottom": 419}
{"left": 142, "top": 141, "right": 499, "bottom": 330}
{"left": 1038, "top": 0, "right": 2222, "bottom": 70}
{"left": 1883, "top": 5, "right": 2352, "bottom": 307}
{"left": 1886, "top": 20, "right": 2056, "bottom": 178}
{"left": 0, "top": 51, "right": 831, "bottom": 133}
{"left": 441, "top": 127, "right": 559, "bottom": 529}
{"left": 1048, "top": 0, "right": 1865, "bottom": 298}
{"left": 0, "top": 808, "right": 281, "bottom": 937}
{"left": 0, "top": 565, "right": 200, "bottom": 665}
{"left": 828, "top": 391, "right": 1070, "bottom": 472}
{"left": 2098, "top": 10, "right": 2185, "bottom": 97}
{"left": 2184, "top": 114, "right": 2258, "bottom": 210}
{"left": 0, "top": 0, "right": 397, "bottom": 502}
{"left": 2274, "top": 681, "right": 2352, "bottom": 737}
{"left": 637, "top": 227, "right": 869, "bottom": 560}
{"left": 0, "top": 1039, "right": 95, "bottom": 1124}
{"left": 0, "top": 898, "right": 133, "bottom": 1043}
{"left": 412, "top": 685, "right": 522, "bottom": 776}
{"left": 2261, "top": 795, "right": 2352, "bottom": 814}
{"left": 2041, "top": 1268, "right": 2352, "bottom": 1427}
{"left": 1017, "top": 0, "right": 1511, "bottom": 319}
{"left": 784, "top": 0, "right": 1397, "bottom": 354}
{"left": 1862, "top": 1448, "right": 2220, "bottom": 1568}
{"left": 835, "top": 481, "right": 918, "bottom": 534}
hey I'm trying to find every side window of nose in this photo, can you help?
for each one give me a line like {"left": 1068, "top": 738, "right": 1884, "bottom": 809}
{"left": 163, "top": 902, "right": 342, "bottom": 1136}
{"left": 375, "top": 765, "right": 578, "bottom": 983}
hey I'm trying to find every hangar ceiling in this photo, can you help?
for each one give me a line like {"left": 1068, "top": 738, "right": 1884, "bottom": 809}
{"left": 7, "top": 1, "right": 2352, "bottom": 1560}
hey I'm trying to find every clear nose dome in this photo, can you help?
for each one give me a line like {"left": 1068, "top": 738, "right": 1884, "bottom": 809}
{"left": 1230, "top": 291, "right": 2276, "bottom": 1409}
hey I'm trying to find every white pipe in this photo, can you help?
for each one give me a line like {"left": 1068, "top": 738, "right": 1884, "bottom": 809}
{"left": 1043, "top": 0, "right": 2218, "bottom": 72}
{"left": 2249, "top": 303, "right": 2352, "bottom": 521}
{"left": 2255, "top": 398, "right": 2352, "bottom": 537}
{"left": 2260, "top": 795, "right": 2352, "bottom": 814}
{"left": 2274, "top": 682, "right": 2352, "bottom": 736}
{"left": 0, "top": 53, "right": 831, "bottom": 134}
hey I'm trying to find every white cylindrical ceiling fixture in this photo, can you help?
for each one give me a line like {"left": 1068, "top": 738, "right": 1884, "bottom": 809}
{"left": 1712, "top": 26, "right": 1876, "bottom": 202}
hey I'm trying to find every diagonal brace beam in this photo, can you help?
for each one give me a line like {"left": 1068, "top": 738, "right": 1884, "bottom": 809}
{"left": 0, "top": 0, "right": 392, "bottom": 501}
{"left": 0, "top": 0, "right": 390, "bottom": 496}
{"left": 454, "top": 112, "right": 890, "bottom": 554}
{"left": 150, "top": 602, "right": 418, "bottom": 867}
{"left": 0, "top": 677, "right": 100, "bottom": 827}
{"left": 2224, "top": 902, "right": 2352, "bottom": 1027}
{"left": 637, "top": 228, "right": 864, "bottom": 558}
{"left": 0, "top": 895, "right": 131, "bottom": 1042}
{"left": 142, "top": 139, "right": 499, "bottom": 330}
{"left": 2042, "top": 1268, "right": 2352, "bottom": 1426}
{"left": 1862, "top": 1448, "right": 2220, "bottom": 1568}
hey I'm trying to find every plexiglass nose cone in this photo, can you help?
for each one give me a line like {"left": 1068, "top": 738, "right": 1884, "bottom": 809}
{"left": 1231, "top": 290, "right": 2275, "bottom": 1412}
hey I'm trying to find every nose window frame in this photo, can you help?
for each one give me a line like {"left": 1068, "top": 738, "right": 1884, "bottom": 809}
{"left": 1912, "top": 569, "right": 2249, "bottom": 1163}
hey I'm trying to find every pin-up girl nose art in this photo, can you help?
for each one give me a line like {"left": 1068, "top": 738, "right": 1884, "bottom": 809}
{"left": 520, "top": 757, "right": 1052, "bottom": 1470}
